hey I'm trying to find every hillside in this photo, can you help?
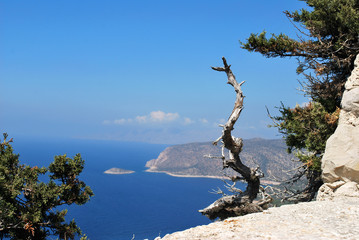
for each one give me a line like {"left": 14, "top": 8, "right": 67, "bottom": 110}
{"left": 145, "top": 138, "right": 298, "bottom": 181}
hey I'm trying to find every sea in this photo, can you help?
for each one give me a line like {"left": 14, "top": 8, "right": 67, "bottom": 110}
{"left": 10, "top": 137, "right": 245, "bottom": 240}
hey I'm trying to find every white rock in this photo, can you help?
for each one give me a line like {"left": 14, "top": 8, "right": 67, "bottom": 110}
{"left": 317, "top": 183, "right": 335, "bottom": 201}
{"left": 334, "top": 181, "right": 359, "bottom": 198}
{"left": 322, "top": 123, "right": 359, "bottom": 183}
{"left": 326, "top": 180, "right": 346, "bottom": 189}
{"left": 317, "top": 181, "right": 359, "bottom": 201}
{"left": 321, "top": 54, "right": 359, "bottom": 184}
{"left": 345, "top": 57, "right": 359, "bottom": 91}
{"left": 156, "top": 199, "right": 359, "bottom": 240}
{"left": 341, "top": 87, "right": 359, "bottom": 116}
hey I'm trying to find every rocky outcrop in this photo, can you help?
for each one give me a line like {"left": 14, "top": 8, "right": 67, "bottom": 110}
{"left": 155, "top": 198, "right": 359, "bottom": 240}
{"left": 317, "top": 181, "right": 359, "bottom": 201}
{"left": 319, "top": 54, "right": 359, "bottom": 200}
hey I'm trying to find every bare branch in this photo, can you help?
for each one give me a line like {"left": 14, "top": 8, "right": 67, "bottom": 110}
{"left": 204, "top": 154, "right": 225, "bottom": 160}
{"left": 200, "top": 57, "right": 269, "bottom": 220}
{"left": 210, "top": 187, "right": 226, "bottom": 196}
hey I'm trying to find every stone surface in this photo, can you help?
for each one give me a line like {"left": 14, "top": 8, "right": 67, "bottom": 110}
{"left": 335, "top": 182, "right": 359, "bottom": 198}
{"left": 317, "top": 181, "right": 359, "bottom": 201}
{"left": 326, "top": 180, "right": 346, "bottom": 189}
{"left": 321, "top": 54, "right": 359, "bottom": 184}
{"left": 341, "top": 87, "right": 359, "bottom": 116}
{"left": 316, "top": 183, "right": 336, "bottom": 201}
{"left": 155, "top": 198, "right": 359, "bottom": 240}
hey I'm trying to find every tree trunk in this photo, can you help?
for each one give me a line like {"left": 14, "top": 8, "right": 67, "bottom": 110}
{"left": 199, "top": 57, "right": 271, "bottom": 220}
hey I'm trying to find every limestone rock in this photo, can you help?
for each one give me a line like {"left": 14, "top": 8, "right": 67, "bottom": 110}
{"left": 321, "top": 54, "right": 359, "bottom": 184}
{"left": 321, "top": 123, "right": 359, "bottom": 183}
{"left": 335, "top": 181, "right": 359, "bottom": 198}
{"left": 316, "top": 183, "right": 335, "bottom": 201}
{"left": 317, "top": 181, "right": 359, "bottom": 201}
{"left": 156, "top": 199, "right": 359, "bottom": 240}
{"left": 341, "top": 87, "right": 359, "bottom": 116}
{"left": 326, "top": 180, "right": 346, "bottom": 189}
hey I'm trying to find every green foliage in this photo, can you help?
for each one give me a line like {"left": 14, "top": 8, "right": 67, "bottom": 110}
{"left": 0, "top": 133, "right": 93, "bottom": 240}
{"left": 240, "top": 32, "right": 301, "bottom": 58}
{"left": 242, "top": 0, "right": 359, "bottom": 200}
{"left": 272, "top": 102, "right": 340, "bottom": 171}
{"left": 242, "top": 0, "right": 359, "bottom": 111}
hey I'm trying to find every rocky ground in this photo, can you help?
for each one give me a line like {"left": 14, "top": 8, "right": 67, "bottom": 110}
{"left": 156, "top": 197, "right": 359, "bottom": 240}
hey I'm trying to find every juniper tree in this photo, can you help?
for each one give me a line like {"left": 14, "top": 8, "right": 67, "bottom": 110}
{"left": 0, "top": 133, "right": 93, "bottom": 240}
{"left": 241, "top": 0, "right": 359, "bottom": 201}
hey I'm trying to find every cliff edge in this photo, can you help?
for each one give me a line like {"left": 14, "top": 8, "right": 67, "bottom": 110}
{"left": 156, "top": 197, "right": 359, "bottom": 240}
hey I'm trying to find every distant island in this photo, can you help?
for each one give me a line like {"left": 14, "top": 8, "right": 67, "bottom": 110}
{"left": 146, "top": 138, "right": 298, "bottom": 184}
{"left": 104, "top": 167, "right": 135, "bottom": 175}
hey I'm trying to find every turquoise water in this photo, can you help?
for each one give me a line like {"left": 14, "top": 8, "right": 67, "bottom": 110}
{"left": 11, "top": 137, "right": 244, "bottom": 240}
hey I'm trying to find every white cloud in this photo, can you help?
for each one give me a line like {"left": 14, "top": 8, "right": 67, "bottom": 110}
{"left": 199, "top": 118, "right": 208, "bottom": 124}
{"left": 104, "top": 111, "right": 181, "bottom": 125}
{"left": 103, "top": 118, "right": 133, "bottom": 125}
{"left": 219, "top": 118, "right": 226, "bottom": 124}
{"left": 104, "top": 111, "right": 213, "bottom": 128}
{"left": 102, "top": 120, "right": 111, "bottom": 125}
{"left": 212, "top": 118, "right": 227, "bottom": 127}
{"left": 149, "top": 111, "right": 179, "bottom": 122}
{"left": 135, "top": 115, "right": 148, "bottom": 123}
{"left": 183, "top": 117, "right": 194, "bottom": 125}
{"left": 114, "top": 119, "right": 127, "bottom": 125}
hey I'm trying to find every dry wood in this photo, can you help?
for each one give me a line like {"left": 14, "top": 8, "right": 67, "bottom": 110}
{"left": 199, "top": 57, "right": 271, "bottom": 220}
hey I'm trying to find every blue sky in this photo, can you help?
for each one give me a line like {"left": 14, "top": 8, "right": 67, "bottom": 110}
{"left": 1, "top": 0, "right": 309, "bottom": 144}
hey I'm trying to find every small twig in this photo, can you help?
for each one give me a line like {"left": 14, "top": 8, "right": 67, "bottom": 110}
{"left": 210, "top": 187, "right": 226, "bottom": 196}
{"left": 204, "top": 154, "right": 225, "bottom": 160}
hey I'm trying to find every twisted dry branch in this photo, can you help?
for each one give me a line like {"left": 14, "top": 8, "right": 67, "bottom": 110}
{"left": 199, "top": 57, "right": 271, "bottom": 220}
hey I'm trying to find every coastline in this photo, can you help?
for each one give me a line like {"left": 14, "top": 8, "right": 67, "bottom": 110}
{"left": 145, "top": 169, "right": 228, "bottom": 179}
{"left": 145, "top": 169, "right": 279, "bottom": 185}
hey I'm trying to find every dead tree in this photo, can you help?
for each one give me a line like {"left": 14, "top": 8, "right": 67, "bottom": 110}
{"left": 199, "top": 57, "right": 272, "bottom": 220}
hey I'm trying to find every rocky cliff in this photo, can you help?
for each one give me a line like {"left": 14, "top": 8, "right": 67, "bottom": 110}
{"left": 146, "top": 138, "right": 297, "bottom": 182}
{"left": 318, "top": 54, "right": 359, "bottom": 200}
{"left": 156, "top": 197, "right": 359, "bottom": 240}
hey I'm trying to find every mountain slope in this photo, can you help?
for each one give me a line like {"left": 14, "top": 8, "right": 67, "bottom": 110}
{"left": 145, "top": 138, "right": 298, "bottom": 181}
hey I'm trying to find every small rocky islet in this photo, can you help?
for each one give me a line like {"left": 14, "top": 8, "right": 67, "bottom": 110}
{"left": 103, "top": 167, "right": 135, "bottom": 175}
